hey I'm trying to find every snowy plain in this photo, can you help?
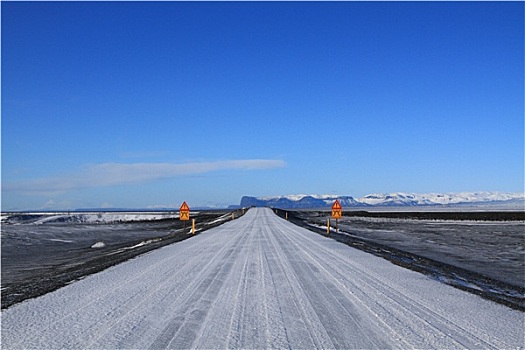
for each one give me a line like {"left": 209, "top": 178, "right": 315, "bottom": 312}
{"left": 1, "top": 208, "right": 523, "bottom": 349}
{"left": 1, "top": 211, "right": 182, "bottom": 225}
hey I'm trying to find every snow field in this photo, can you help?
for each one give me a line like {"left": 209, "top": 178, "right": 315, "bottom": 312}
{"left": 1, "top": 208, "right": 523, "bottom": 349}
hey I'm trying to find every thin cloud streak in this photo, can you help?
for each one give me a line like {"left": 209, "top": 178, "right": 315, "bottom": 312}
{"left": 4, "top": 159, "right": 287, "bottom": 195}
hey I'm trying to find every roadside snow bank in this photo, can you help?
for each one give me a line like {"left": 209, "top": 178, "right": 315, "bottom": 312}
{"left": 91, "top": 242, "right": 106, "bottom": 249}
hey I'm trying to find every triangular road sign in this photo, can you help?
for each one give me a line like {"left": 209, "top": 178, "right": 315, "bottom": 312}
{"left": 179, "top": 201, "right": 190, "bottom": 221}
{"left": 332, "top": 200, "right": 342, "bottom": 210}
{"left": 180, "top": 201, "right": 190, "bottom": 211}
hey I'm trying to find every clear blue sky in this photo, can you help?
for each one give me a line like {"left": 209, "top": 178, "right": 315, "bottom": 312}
{"left": 2, "top": 1, "right": 524, "bottom": 210}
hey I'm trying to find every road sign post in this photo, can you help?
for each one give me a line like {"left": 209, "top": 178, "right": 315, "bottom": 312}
{"left": 331, "top": 200, "right": 343, "bottom": 233}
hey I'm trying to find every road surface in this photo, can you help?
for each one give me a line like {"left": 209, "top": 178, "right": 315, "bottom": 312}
{"left": 2, "top": 208, "right": 523, "bottom": 348}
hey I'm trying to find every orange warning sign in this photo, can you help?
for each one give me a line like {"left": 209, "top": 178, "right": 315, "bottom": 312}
{"left": 332, "top": 200, "right": 342, "bottom": 210}
{"left": 179, "top": 201, "right": 190, "bottom": 221}
{"left": 331, "top": 200, "right": 342, "bottom": 219}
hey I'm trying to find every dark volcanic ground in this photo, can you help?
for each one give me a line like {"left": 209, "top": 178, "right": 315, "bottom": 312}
{"left": 274, "top": 209, "right": 525, "bottom": 311}
{"left": 1, "top": 210, "right": 245, "bottom": 309}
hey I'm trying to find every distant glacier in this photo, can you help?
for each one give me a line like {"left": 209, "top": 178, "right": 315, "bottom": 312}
{"left": 239, "top": 192, "right": 525, "bottom": 209}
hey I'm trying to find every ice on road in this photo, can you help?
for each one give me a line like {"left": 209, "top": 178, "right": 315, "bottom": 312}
{"left": 2, "top": 208, "right": 523, "bottom": 349}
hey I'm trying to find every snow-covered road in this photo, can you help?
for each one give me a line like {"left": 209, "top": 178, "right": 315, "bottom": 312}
{"left": 2, "top": 208, "right": 523, "bottom": 349}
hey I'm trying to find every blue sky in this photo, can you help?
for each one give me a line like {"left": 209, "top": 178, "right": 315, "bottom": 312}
{"left": 2, "top": 1, "right": 524, "bottom": 210}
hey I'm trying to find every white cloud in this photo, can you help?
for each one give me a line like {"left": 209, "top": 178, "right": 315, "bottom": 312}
{"left": 3, "top": 159, "right": 286, "bottom": 196}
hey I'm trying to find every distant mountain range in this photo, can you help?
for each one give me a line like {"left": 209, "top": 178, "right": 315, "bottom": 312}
{"left": 238, "top": 192, "right": 525, "bottom": 209}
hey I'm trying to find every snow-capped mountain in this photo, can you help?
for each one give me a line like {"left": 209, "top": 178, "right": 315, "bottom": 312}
{"left": 240, "top": 192, "right": 524, "bottom": 209}
{"left": 358, "top": 192, "right": 525, "bottom": 206}
{"left": 240, "top": 195, "right": 361, "bottom": 209}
